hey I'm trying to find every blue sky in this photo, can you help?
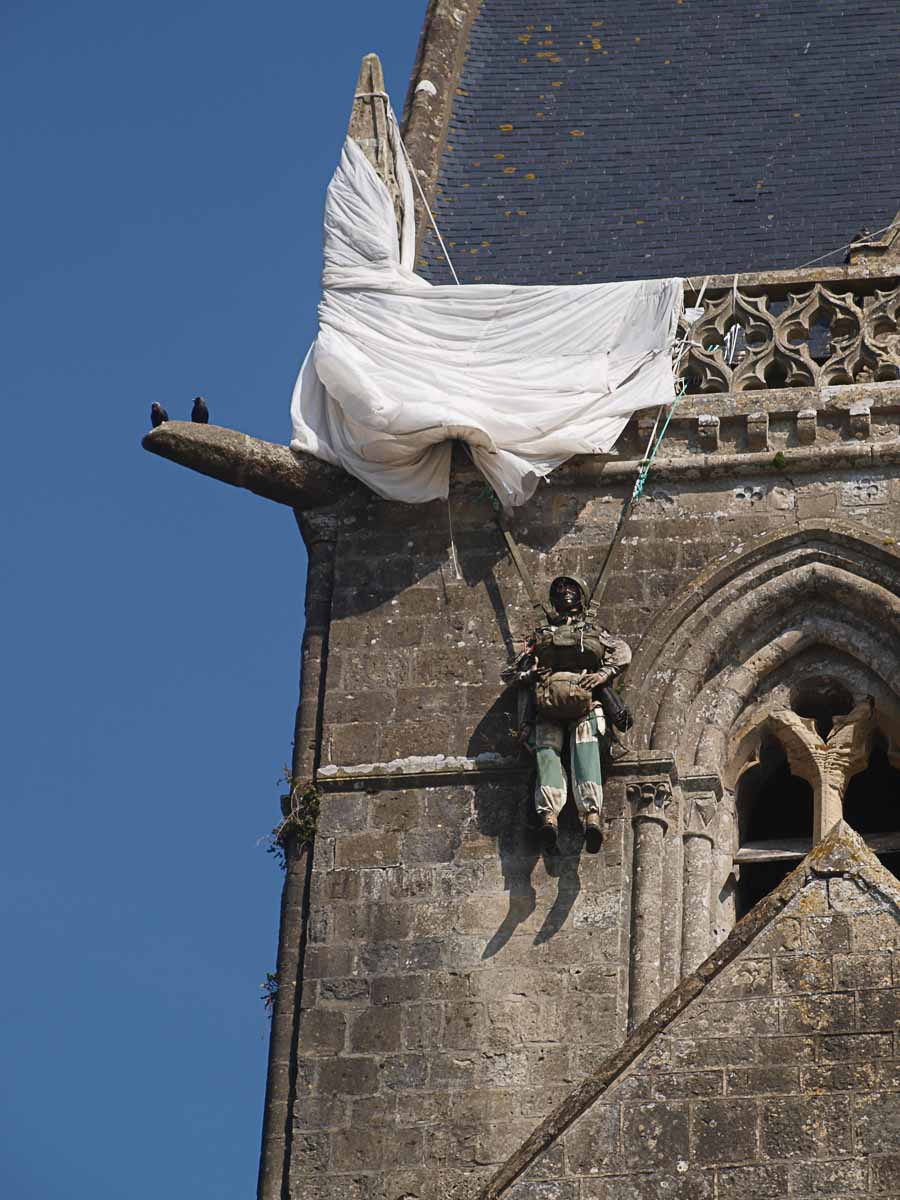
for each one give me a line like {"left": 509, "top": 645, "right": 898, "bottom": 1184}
{"left": 1, "top": 3, "right": 422, "bottom": 1194}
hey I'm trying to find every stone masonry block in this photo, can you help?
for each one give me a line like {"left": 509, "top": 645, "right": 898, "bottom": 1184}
{"left": 334, "top": 831, "right": 400, "bottom": 870}
{"left": 853, "top": 1092, "right": 900, "bottom": 1153}
{"left": 302, "top": 944, "right": 355, "bottom": 980}
{"left": 829, "top": 876, "right": 889, "bottom": 913}
{"left": 820, "top": 1032, "right": 893, "bottom": 1061}
{"left": 717, "top": 1164, "right": 789, "bottom": 1199}
{"left": 871, "top": 1153, "right": 900, "bottom": 1193}
{"left": 563, "top": 1103, "right": 621, "bottom": 1174}
{"left": 621, "top": 1101, "right": 690, "bottom": 1170}
{"left": 316, "top": 1056, "right": 379, "bottom": 1097}
{"left": 443, "top": 1002, "right": 486, "bottom": 1050}
{"left": 691, "top": 1097, "right": 758, "bottom": 1164}
{"left": 852, "top": 912, "right": 900, "bottom": 952}
{"left": 801, "top": 1062, "right": 878, "bottom": 1093}
{"left": 787, "top": 1159, "right": 868, "bottom": 1194}
{"left": 298, "top": 1009, "right": 347, "bottom": 1056}
{"left": 288, "top": 1174, "right": 370, "bottom": 1200}
{"left": 804, "top": 914, "right": 852, "bottom": 955}
{"left": 849, "top": 401, "right": 872, "bottom": 439}
{"left": 402, "top": 1003, "right": 444, "bottom": 1050}
{"left": 327, "top": 722, "right": 382, "bottom": 766}
{"left": 370, "top": 792, "right": 423, "bottom": 832}
{"left": 780, "top": 993, "right": 855, "bottom": 1034}
{"left": 377, "top": 1053, "right": 428, "bottom": 1091}
{"left": 316, "top": 793, "right": 369, "bottom": 837}
{"left": 676, "top": 997, "right": 780, "bottom": 1038}
{"left": 746, "top": 410, "right": 769, "bottom": 450}
{"left": 369, "top": 903, "right": 413, "bottom": 943}
{"left": 697, "top": 413, "right": 720, "bottom": 451}
{"left": 754, "top": 1036, "right": 817, "bottom": 1065}
{"left": 319, "top": 977, "right": 370, "bottom": 1005}
{"left": 647, "top": 1070, "right": 724, "bottom": 1100}
{"left": 329, "top": 1127, "right": 385, "bottom": 1172}
{"left": 796, "top": 407, "right": 817, "bottom": 444}
{"left": 761, "top": 1095, "right": 851, "bottom": 1159}
{"left": 855, "top": 987, "right": 900, "bottom": 1032}
{"left": 291, "top": 1134, "right": 330, "bottom": 1175}
{"left": 323, "top": 869, "right": 360, "bottom": 902}
{"left": 332, "top": 903, "right": 369, "bottom": 942}
{"left": 773, "top": 953, "right": 834, "bottom": 993}
{"left": 336, "top": 1088, "right": 381, "bottom": 1132}
{"left": 725, "top": 1066, "right": 799, "bottom": 1095}
{"left": 833, "top": 953, "right": 893, "bottom": 990}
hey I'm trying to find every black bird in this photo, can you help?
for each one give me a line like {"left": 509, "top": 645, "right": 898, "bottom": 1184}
{"left": 191, "top": 396, "right": 209, "bottom": 424}
{"left": 150, "top": 402, "right": 168, "bottom": 428}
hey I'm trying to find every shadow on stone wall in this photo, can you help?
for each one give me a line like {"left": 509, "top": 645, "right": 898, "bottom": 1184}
{"left": 472, "top": 776, "right": 586, "bottom": 959}
{"left": 330, "top": 464, "right": 593, "bottom": 622}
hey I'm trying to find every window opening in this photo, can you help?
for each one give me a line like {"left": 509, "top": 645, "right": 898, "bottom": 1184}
{"left": 842, "top": 734, "right": 900, "bottom": 873}
{"left": 790, "top": 679, "right": 853, "bottom": 741}
{"left": 735, "top": 735, "right": 814, "bottom": 919}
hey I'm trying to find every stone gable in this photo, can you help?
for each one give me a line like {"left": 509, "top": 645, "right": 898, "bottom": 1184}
{"left": 482, "top": 823, "right": 900, "bottom": 1199}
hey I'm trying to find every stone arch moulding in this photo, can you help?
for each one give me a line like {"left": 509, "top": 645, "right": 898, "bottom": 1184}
{"left": 621, "top": 521, "right": 900, "bottom": 1021}
{"left": 625, "top": 519, "right": 900, "bottom": 768}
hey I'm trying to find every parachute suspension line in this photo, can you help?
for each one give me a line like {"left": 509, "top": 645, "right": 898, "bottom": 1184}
{"left": 588, "top": 278, "right": 709, "bottom": 608}
{"left": 478, "top": 481, "right": 549, "bottom": 621}
{"left": 446, "top": 493, "right": 463, "bottom": 581}
{"left": 586, "top": 380, "right": 686, "bottom": 608}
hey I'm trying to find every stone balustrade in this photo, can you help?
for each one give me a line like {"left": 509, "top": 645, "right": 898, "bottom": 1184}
{"left": 679, "top": 265, "right": 900, "bottom": 394}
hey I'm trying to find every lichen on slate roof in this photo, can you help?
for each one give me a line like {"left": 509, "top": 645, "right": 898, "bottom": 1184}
{"left": 419, "top": 0, "right": 900, "bottom": 285}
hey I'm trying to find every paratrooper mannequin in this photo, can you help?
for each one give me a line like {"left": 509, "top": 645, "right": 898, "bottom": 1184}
{"left": 506, "top": 576, "right": 632, "bottom": 854}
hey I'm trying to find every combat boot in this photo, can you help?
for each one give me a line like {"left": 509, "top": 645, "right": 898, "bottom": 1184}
{"left": 540, "top": 814, "right": 558, "bottom": 853}
{"left": 583, "top": 811, "right": 603, "bottom": 854}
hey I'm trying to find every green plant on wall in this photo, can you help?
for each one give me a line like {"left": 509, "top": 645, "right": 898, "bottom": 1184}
{"left": 260, "top": 972, "right": 278, "bottom": 1016}
{"left": 266, "top": 767, "right": 321, "bottom": 870}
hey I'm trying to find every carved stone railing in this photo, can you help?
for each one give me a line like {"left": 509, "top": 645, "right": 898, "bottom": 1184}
{"left": 680, "top": 268, "right": 900, "bottom": 394}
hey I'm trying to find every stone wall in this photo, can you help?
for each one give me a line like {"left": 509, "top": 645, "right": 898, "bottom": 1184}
{"left": 498, "top": 828, "right": 900, "bottom": 1200}
{"left": 286, "top": 395, "right": 900, "bottom": 1198}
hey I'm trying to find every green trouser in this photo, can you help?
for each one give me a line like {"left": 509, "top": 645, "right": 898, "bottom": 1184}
{"left": 534, "top": 704, "right": 605, "bottom": 818}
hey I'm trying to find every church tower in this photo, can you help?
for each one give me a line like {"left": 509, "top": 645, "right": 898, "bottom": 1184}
{"left": 143, "top": 3, "right": 900, "bottom": 1196}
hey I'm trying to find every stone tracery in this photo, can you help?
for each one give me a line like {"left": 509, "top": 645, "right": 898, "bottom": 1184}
{"left": 680, "top": 275, "right": 900, "bottom": 393}
{"left": 623, "top": 521, "right": 900, "bottom": 1019}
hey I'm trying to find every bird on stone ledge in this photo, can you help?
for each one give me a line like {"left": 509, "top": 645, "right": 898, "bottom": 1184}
{"left": 191, "top": 396, "right": 209, "bottom": 423}
{"left": 150, "top": 402, "right": 168, "bottom": 428}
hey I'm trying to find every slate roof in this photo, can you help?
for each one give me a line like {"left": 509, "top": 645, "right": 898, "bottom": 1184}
{"left": 420, "top": 0, "right": 899, "bottom": 285}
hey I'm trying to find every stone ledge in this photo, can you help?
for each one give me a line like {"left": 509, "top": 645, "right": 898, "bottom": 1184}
{"left": 316, "top": 752, "right": 529, "bottom": 789}
{"left": 675, "top": 379, "right": 900, "bottom": 419}
{"left": 141, "top": 421, "right": 356, "bottom": 510}
{"left": 565, "top": 437, "right": 900, "bottom": 486}
{"left": 684, "top": 263, "right": 899, "bottom": 290}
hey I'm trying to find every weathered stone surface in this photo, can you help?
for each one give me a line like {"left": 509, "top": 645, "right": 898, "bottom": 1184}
{"left": 248, "top": 245, "right": 900, "bottom": 1200}
{"left": 481, "top": 827, "right": 900, "bottom": 1199}
{"left": 141, "top": 421, "right": 355, "bottom": 509}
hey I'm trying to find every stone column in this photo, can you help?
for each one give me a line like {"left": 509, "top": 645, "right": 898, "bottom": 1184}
{"left": 258, "top": 517, "right": 337, "bottom": 1200}
{"left": 682, "top": 832, "right": 714, "bottom": 971}
{"left": 768, "top": 701, "right": 875, "bottom": 842}
{"left": 628, "top": 779, "right": 674, "bottom": 1027}
{"left": 680, "top": 774, "right": 722, "bottom": 976}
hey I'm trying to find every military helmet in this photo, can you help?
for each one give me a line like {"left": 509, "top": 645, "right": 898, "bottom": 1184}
{"left": 549, "top": 574, "right": 589, "bottom": 609}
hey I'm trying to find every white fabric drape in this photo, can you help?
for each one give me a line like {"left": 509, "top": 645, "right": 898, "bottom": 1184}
{"left": 291, "top": 136, "right": 683, "bottom": 508}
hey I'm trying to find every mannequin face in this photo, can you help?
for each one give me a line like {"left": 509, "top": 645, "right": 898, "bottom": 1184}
{"left": 552, "top": 579, "right": 582, "bottom": 615}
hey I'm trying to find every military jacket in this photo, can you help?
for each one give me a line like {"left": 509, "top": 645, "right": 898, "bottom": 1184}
{"left": 531, "top": 617, "right": 631, "bottom": 679}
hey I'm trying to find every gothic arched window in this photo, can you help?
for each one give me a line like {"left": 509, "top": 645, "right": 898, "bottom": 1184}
{"left": 732, "top": 686, "right": 900, "bottom": 918}
{"left": 735, "top": 736, "right": 813, "bottom": 919}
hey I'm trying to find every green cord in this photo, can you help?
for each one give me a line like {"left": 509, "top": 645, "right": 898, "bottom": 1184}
{"left": 631, "top": 380, "right": 687, "bottom": 503}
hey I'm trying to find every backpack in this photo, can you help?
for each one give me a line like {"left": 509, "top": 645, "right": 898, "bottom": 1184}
{"left": 534, "top": 670, "right": 594, "bottom": 720}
